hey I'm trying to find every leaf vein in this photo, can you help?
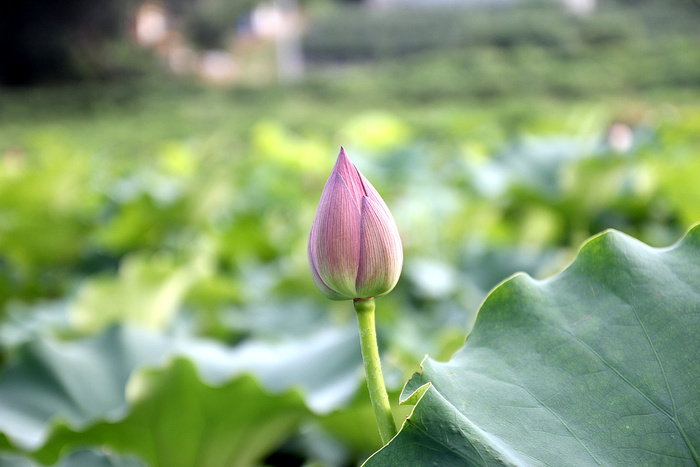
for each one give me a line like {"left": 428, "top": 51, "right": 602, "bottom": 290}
{"left": 518, "top": 386, "right": 603, "bottom": 466}
{"left": 564, "top": 329, "right": 673, "bottom": 419}
{"left": 628, "top": 303, "right": 700, "bottom": 465}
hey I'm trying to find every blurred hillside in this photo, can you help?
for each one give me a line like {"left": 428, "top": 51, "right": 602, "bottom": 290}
{"left": 2, "top": 0, "right": 699, "bottom": 88}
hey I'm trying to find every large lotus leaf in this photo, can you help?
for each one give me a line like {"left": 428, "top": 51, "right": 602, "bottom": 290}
{"left": 32, "top": 359, "right": 309, "bottom": 467}
{"left": 0, "top": 327, "right": 169, "bottom": 450}
{"left": 0, "top": 324, "right": 363, "bottom": 456}
{"left": 365, "top": 225, "right": 700, "bottom": 466}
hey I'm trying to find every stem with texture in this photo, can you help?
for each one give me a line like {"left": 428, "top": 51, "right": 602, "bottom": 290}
{"left": 353, "top": 297, "right": 397, "bottom": 444}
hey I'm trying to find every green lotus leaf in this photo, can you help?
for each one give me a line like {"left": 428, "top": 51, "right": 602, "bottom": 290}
{"left": 0, "top": 324, "right": 363, "bottom": 464}
{"left": 366, "top": 225, "right": 700, "bottom": 466}
{"left": 34, "top": 359, "right": 309, "bottom": 467}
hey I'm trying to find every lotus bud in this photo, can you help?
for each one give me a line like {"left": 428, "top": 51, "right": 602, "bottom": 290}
{"left": 308, "top": 147, "right": 403, "bottom": 301}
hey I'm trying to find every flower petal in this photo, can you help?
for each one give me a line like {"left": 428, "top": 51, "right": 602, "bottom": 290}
{"left": 358, "top": 171, "right": 393, "bottom": 218}
{"left": 332, "top": 147, "right": 366, "bottom": 207}
{"left": 310, "top": 172, "right": 360, "bottom": 298}
{"left": 308, "top": 226, "right": 347, "bottom": 300}
{"left": 355, "top": 196, "right": 403, "bottom": 298}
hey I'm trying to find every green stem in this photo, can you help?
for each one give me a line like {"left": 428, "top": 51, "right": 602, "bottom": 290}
{"left": 353, "top": 297, "right": 397, "bottom": 444}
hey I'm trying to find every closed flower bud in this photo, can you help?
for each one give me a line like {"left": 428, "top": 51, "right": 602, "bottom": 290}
{"left": 308, "top": 147, "right": 403, "bottom": 301}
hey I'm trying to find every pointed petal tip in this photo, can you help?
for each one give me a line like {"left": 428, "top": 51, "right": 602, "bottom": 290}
{"left": 332, "top": 147, "right": 366, "bottom": 205}
{"left": 337, "top": 146, "right": 350, "bottom": 164}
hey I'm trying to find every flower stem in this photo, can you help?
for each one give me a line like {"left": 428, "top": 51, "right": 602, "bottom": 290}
{"left": 353, "top": 297, "right": 397, "bottom": 444}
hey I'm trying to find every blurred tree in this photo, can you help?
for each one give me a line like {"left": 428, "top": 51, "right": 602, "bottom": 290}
{"left": 0, "top": 0, "right": 138, "bottom": 85}
{"left": 612, "top": 0, "right": 699, "bottom": 6}
{"left": 173, "top": 0, "right": 258, "bottom": 49}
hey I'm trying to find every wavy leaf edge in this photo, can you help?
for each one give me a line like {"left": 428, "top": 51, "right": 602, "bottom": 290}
{"left": 364, "top": 223, "right": 700, "bottom": 466}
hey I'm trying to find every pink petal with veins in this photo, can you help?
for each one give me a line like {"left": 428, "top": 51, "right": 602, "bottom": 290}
{"left": 331, "top": 147, "right": 366, "bottom": 206}
{"left": 310, "top": 171, "right": 360, "bottom": 298}
{"left": 308, "top": 225, "right": 346, "bottom": 300}
{"left": 355, "top": 196, "right": 403, "bottom": 298}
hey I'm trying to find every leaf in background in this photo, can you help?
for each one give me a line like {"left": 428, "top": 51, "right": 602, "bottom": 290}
{"left": 365, "top": 225, "right": 700, "bottom": 466}
{"left": 0, "top": 302, "right": 71, "bottom": 351}
{"left": 470, "top": 135, "right": 600, "bottom": 199}
{"left": 0, "top": 449, "right": 145, "bottom": 467}
{"left": 657, "top": 155, "right": 700, "bottom": 228}
{"left": 338, "top": 112, "right": 411, "bottom": 152}
{"left": 251, "top": 120, "right": 327, "bottom": 171}
{"left": 0, "top": 324, "right": 364, "bottom": 463}
{"left": 70, "top": 252, "right": 210, "bottom": 332}
{"left": 319, "top": 388, "right": 412, "bottom": 457}
{"left": 0, "top": 136, "right": 99, "bottom": 271}
{"left": 35, "top": 359, "right": 309, "bottom": 467}
{"left": 0, "top": 327, "right": 171, "bottom": 450}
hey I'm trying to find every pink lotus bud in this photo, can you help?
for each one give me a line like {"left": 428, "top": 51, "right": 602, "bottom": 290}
{"left": 308, "top": 148, "right": 403, "bottom": 301}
